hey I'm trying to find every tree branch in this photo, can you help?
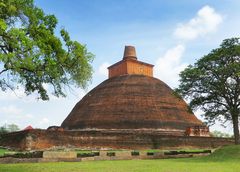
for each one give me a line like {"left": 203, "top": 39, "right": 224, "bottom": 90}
{"left": 0, "top": 45, "right": 8, "bottom": 54}
{"left": 0, "top": 69, "right": 8, "bottom": 75}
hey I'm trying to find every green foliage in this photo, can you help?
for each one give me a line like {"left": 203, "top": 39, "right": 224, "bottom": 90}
{"left": 77, "top": 151, "right": 99, "bottom": 158}
{"left": 0, "top": 126, "right": 8, "bottom": 134}
{"left": 3, "top": 151, "right": 43, "bottom": 158}
{"left": 6, "top": 123, "right": 20, "bottom": 132}
{"left": 211, "top": 130, "right": 233, "bottom": 138}
{"left": 203, "top": 145, "right": 240, "bottom": 162}
{"left": 176, "top": 37, "right": 240, "bottom": 144}
{"left": 0, "top": 148, "right": 11, "bottom": 156}
{"left": 0, "top": 0, "right": 94, "bottom": 100}
{"left": 0, "top": 123, "right": 20, "bottom": 134}
{"left": 131, "top": 151, "right": 139, "bottom": 156}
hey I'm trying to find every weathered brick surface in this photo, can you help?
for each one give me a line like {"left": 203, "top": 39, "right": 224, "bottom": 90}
{"left": 0, "top": 129, "right": 234, "bottom": 150}
{"left": 108, "top": 59, "right": 153, "bottom": 78}
{"left": 61, "top": 75, "right": 203, "bottom": 131}
{"left": 108, "top": 46, "right": 153, "bottom": 78}
{"left": 81, "top": 157, "right": 95, "bottom": 161}
{"left": 43, "top": 151, "right": 76, "bottom": 158}
{"left": 115, "top": 151, "right": 131, "bottom": 157}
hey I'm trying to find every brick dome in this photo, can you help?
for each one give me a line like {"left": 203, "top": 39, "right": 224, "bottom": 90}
{"left": 61, "top": 75, "right": 203, "bottom": 130}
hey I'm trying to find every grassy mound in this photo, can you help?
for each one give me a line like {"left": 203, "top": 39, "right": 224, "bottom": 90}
{"left": 203, "top": 145, "right": 240, "bottom": 161}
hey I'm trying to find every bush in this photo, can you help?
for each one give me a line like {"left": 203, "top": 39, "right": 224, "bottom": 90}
{"left": 2, "top": 151, "right": 43, "bottom": 158}
{"left": 147, "top": 152, "right": 154, "bottom": 156}
{"left": 106, "top": 152, "right": 115, "bottom": 157}
{"left": 77, "top": 152, "right": 99, "bottom": 158}
{"left": 164, "top": 150, "right": 211, "bottom": 155}
{"left": 131, "top": 151, "right": 139, "bottom": 156}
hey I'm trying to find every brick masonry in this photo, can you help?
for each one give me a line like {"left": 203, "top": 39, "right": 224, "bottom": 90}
{"left": 0, "top": 129, "right": 234, "bottom": 151}
{"left": 108, "top": 46, "right": 154, "bottom": 78}
{"left": 61, "top": 75, "right": 204, "bottom": 131}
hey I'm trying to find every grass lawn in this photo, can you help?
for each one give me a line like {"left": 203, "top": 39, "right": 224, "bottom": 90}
{"left": 0, "top": 148, "right": 17, "bottom": 157}
{"left": 0, "top": 149, "right": 7, "bottom": 156}
{"left": 0, "top": 145, "right": 239, "bottom": 172}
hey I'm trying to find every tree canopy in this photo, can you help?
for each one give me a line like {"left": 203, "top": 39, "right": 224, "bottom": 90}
{"left": 176, "top": 37, "right": 240, "bottom": 144}
{"left": 0, "top": 0, "right": 94, "bottom": 100}
{"left": 0, "top": 123, "right": 20, "bottom": 134}
{"left": 210, "top": 130, "right": 233, "bottom": 138}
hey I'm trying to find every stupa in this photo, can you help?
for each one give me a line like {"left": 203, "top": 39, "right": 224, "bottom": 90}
{"left": 61, "top": 46, "right": 208, "bottom": 136}
{"left": 1, "top": 46, "right": 234, "bottom": 151}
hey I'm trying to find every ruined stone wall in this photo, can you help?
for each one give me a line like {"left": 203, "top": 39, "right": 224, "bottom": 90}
{"left": 0, "top": 130, "right": 29, "bottom": 150}
{"left": 0, "top": 129, "right": 234, "bottom": 151}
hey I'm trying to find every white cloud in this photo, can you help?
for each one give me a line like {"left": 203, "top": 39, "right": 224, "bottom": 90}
{"left": 75, "top": 89, "right": 86, "bottom": 99}
{"left": 156, "top": 6, "right": 223, "bottom": 88}
{"left": 0, "top": 105, "right": 34, "bottom": 129}
{"left": 36, "top": 117, "right": 50, "bottom": 129}
{"left": 174, "top": 5, "right": 223, "bottom": 40}
{"left": 0, "top": 105, "right": 23, "bottom": 115}
{"left": 0, "top": 86, "right": 42, "bottom": 102}
{"left": 40, "top": 117, "right": 50, "bottom": 124}
{"left": 0, "top": 84, "right": 73, "bottom": 102}
{"left": 154, "top": 44, "right": 188, "bottom": 88}
{"left": 0, "top": 105, "right": 33, "bottom": 119}
{"left": 98, "top": 62, "right": 110, "bottom": 77}
{"left": 0, "top": 87, "right": 26, "bottom": 101}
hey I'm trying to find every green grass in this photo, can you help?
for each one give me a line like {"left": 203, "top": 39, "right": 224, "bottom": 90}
{"left": 196, "top": 145, "right": 240, "bottom": 162}
{"left": 0, "top": 149, "right": 6, "bottom": 156}
{"left": 0, "top": 145, "right": 239, "bottom": 172}
{"left": 0, "top": 148, "right": 15, "bottom": 156}
{"left": 0, "top": 148, "right": 22, "bottom": 157}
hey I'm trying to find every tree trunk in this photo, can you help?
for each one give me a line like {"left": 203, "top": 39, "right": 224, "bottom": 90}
{"left": 232, "top": 114, "right": 239, "bottom": 144}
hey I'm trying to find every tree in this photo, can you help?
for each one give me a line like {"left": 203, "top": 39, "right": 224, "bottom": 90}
{"left": 0, "top": 0, "right": 94, "bottom": 100}
{"left": 0, "top": 123, "right": 20, "bottom": 134}
{"left": 7, "top": 123, "right": 20, "bottom": 132}
{"left": 210, "top": 130, "right": 233, "bottom": 138}
{"left": 0, "top": 126, "right": 8, "bottom": 134}
{"left": 176, "top": 38, "right": 240, "bottom": 144}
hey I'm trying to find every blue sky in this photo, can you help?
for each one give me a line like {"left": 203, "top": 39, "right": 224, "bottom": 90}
{"left": 1, "top": 0, "right": 240, "bottom": 133}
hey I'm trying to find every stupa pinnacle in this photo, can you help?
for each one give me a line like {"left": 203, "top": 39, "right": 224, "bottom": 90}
{"left": 108, "top": 46, "right": 153, "bottom": 78}
{"left": 123, "top": 45, "right": 137, "bottom": 60}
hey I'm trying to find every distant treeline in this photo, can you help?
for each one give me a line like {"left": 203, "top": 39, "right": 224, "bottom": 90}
{"left": 210, "top": 130, "right": 233, "bottom": 138}
{"left": 0, "top": 124, "right": 20, "bottom": 134}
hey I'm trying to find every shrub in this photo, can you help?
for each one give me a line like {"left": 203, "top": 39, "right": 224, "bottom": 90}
{"left": 106, "top": 152, "right": 115, "bottom": 156}
{"left": 77, "top": 152, "right": 99, "bottom": 158}
{"left": 3, "top": 151, "right": 43, "bottom": 158}
{"left": 131, "top": 151, "right": 139, "bottom": 156}
{"left": 147, "top": 152, "right": 154, "bottom": 156}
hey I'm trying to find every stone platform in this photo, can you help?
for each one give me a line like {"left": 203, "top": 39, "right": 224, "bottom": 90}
{"left": 0, "top": 129, "right": 234, "bottom": 151}
{"left": 0, "top": 150, "right": 211, "bottom": 163}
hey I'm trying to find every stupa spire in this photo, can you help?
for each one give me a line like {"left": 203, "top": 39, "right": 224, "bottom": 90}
{"left": 108, "top": 45, "right": 153, "bottom": 78}
{"left": 123, "top": 45, "right": 137, "bottom": 60}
